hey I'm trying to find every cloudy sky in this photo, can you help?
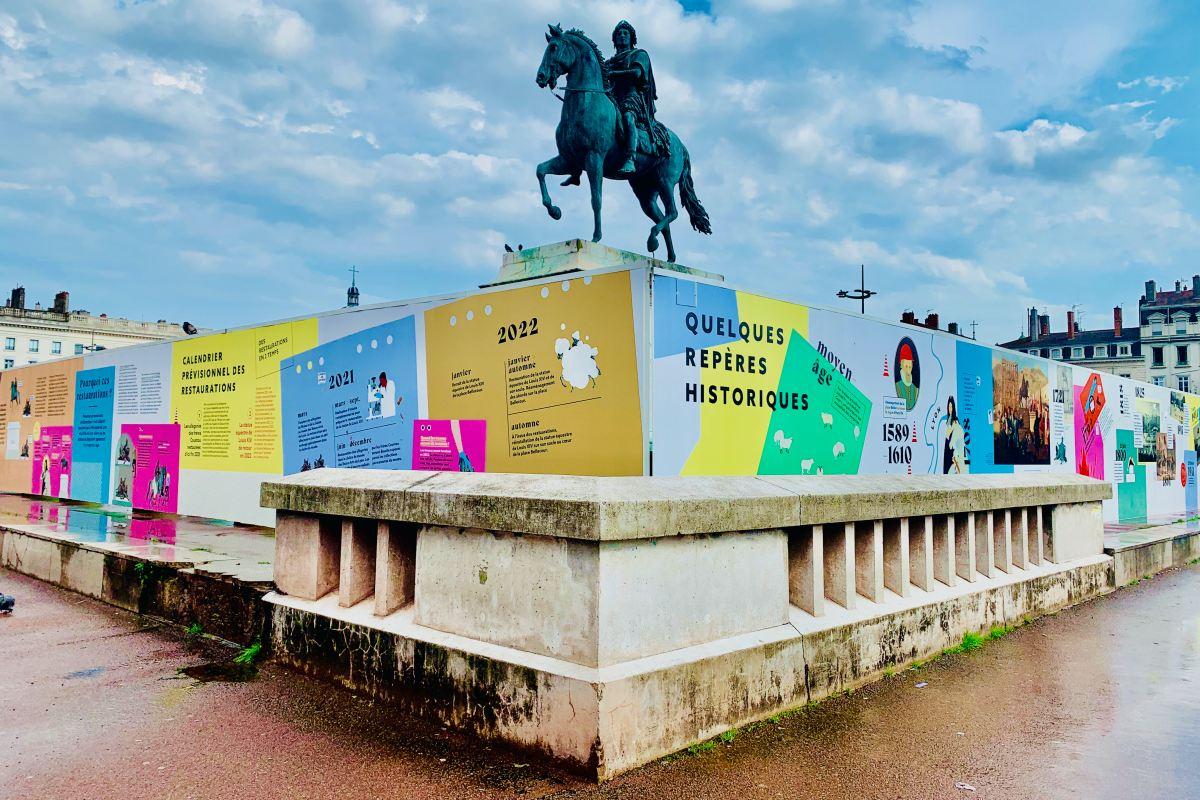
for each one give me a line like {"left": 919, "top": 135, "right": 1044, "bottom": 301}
{"left": 0, "top": 1, "right": 1196, "bottom": 342}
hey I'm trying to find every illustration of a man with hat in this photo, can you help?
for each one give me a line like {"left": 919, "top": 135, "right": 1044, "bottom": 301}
{"left": 895, "top": 339, "right": 920, "bottom": 411}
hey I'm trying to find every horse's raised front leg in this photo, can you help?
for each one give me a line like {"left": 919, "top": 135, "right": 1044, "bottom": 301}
{"left": 585, "top": 153, "right": 604, "bottom": 242}
{"left": 536, "top": 155, "right": 570, "bottom": 220}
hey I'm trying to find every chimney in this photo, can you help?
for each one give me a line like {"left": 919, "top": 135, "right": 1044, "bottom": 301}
{"left": 1029, "top": 307, "right": 1039, "bottom": 340}
{"left": 1067, "top": 310, "right": 1075, "bottom": 339}
{"left": 1040, "top": 315, "right": 1050, "bottom": 336}
{"left": 9, "top": 287, "right": 24, "bottom": 310}
{"left": 53, "top": 291, "right": 69, "bottom": 314}
{"left": 901, "top": 310, "right": 917, "bottom": 325}
{"left": 1145, "top": 280, "right": 1157, "bottom": 302}
{"left": 1193, "top": 275, "right": 1199, "bottom": 296}
{"left": 948, "top": 322, "right": 960, "bottom": 335}
{"left": 924, "top": 312, "right": 939, "bottom": 330}
{"left": 1114, "top": 306, "right": 1123, "bottom": 337}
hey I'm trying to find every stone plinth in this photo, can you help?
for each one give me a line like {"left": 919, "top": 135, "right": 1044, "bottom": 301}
{"left": 488, "top": 239, "right": 723, "bottom": 286}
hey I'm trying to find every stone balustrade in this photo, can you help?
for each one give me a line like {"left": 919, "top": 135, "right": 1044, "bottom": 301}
{"left": 260, "top": 469, "right": 1111, "bottom": 777}
{"left": 264, "top": 471, "right": 1107, "bottom": 666}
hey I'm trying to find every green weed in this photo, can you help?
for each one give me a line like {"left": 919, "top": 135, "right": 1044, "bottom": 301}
{"left": 132, "top": 560, "right": 158, "bottom": 589}
{"left": 234, "top": 641, "right": 263, "bottom": 667}
{"left": 958, "top": 631, "right": 984, "bottom": 652}
{"left": 718, "top": 730, "right": 737, "bottom": 744}
{"left": 686, "top": 740, "right": 717, "bottom": 755}
{"left": 185, "top": 622, "right": 204, "bottom": 638}
{"left": 985, "top": 624, "right": 1014, "bottom": 641}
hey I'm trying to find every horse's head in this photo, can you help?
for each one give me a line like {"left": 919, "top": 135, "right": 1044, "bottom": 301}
{"left": 536, "top": 23, "right": 574, "bottom": 89}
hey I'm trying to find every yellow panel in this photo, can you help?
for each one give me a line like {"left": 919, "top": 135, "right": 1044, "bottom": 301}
{"left": 683, "top": 293, "right": 808, "bottom": 474}
{"left": 171, "top": 319, "right": 317, "bottom": 473}
{"left": 424, "top": 273, "right": 642, "bottom": 476}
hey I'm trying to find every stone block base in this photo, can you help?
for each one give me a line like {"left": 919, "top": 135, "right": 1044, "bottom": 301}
{"left": 265, "top": 553, "right": 1114, "bottom": 780}
{"left": 1106, "top": 523, "right": 1200, "bottom": 586}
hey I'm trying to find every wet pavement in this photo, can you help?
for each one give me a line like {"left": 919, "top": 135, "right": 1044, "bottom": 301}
{"left": 3, "top": 563, "right": 1198, "bottom": 800}
{"left": 0, "top": 493, "right": 274, "bottom": 582}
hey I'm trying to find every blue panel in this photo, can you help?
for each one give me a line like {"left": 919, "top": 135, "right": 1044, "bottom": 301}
{"left": 70, "top": 366, "right": 116, "bottom": 503}
{"left": 653, "top": 274, "right": 741, "bottom": 357}
{"left": 281, "top": 316, "right": 419, "bottom": 475}
{"left": 955, "top": 341, "right": 1010, "bottom": 473}
{"left": 1186, "top": 451, "right": 1197, "bottom": 515}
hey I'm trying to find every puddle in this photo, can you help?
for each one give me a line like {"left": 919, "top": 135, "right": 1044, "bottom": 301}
{"left": 179, "top": 661, "right": 256, "bottom": 682}
{"left": 65, "top": 666, "right": 107, "bottom": 679}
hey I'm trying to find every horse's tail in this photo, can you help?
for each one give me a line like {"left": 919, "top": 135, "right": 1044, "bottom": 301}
{"left": 679, "top": 150, "right": 712, "bottom": 235}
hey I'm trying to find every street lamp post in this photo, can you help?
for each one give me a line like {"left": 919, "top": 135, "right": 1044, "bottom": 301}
{"left": 836, "top": 264, "right": 876, "bottom": 315}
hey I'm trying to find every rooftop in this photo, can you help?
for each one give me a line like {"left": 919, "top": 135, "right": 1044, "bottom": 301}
{"left": 999, "top": 326, "right": 1142, "bottom": 351}
{"left": 1143, "top": 288, "right": 1199, "bottom": 308}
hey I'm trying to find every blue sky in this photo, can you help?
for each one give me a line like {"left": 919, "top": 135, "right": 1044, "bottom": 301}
{"left": 0, "top": 1, "right": 1196, "bottom": 342}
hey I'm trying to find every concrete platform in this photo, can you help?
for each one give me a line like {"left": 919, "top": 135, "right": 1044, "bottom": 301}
{"left": 0, "top": 493, "right": 274, "bottom": 643}
{"left": 1104, "top": 518, "right": 1200, "bottom": 586}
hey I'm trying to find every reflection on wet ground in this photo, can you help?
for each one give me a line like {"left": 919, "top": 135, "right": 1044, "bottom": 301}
{"left": 0, "top": 493, "right": 274, "bottom": 583}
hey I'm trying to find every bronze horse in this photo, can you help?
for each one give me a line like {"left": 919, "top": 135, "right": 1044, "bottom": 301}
{"left": 534, "top": 25, "right": 711, "bottom": 263}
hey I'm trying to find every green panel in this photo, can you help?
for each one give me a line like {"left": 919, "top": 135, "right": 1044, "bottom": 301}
{"left": 758, "top": 331, "right": 871, "bottom": 475}
{"left": 1116, "top": 428, "right": 1147, "bottom": 523}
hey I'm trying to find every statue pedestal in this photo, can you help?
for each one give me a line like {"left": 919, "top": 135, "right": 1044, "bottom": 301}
{"left": 485, "top": 239, "right": 723, "bottom": 286}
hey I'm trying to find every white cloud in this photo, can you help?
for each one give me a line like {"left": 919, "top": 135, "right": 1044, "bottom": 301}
{"left": 1119, "top": 75, "right": 1187, "bottom": 93}
{"left": 266, "top": 12, "right": 314, "bottom": 59}
{"left": 0, "top": 14, "right": 29, "bottom": 51}
{"left": 807, "top": 193, "right": 835, "bottom": 224}
{"left": 995, "top": 119, "right": 1088, "bottom": 167}
{"left": 1133, "top": 112, "right": 1181, "bottom": 140}
{"left": 292, "top": 123, "right": 335, "bottom": 135}
{"left": 151, "top": 67, "right": 206, "bottom": 95}
{"left": 452, "top": 228, "right": 505, "bottom": 271}
{"left": 364, "top": 1, "right": 427, "bottom": 32}
{"left": 351, "top": 129, "right": 380, "bottom": 148}
{"left": 1102, "top": 99, "right": 1154, "bottom": 111}
{"left": 375, "top": 192, "right": 415, "bottom": 218}
{"left": 85, "top": 174, "right": 165, "bottom": 212}
{"left": 874, "top": 88, "right": 986, "bottom": 153}
{"left": 423, "top": 87, "right": 486, "bottom": 132}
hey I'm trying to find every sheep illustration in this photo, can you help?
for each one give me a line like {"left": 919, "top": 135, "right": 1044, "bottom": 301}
{"left": 800, "top": 458, "right": 815, "bottom": 474}
{"left": 853, "top": 425, "right": 861, "bottom": 440}
{"left": 820, "top": 412, "right": 833, "bottom": 427}
{"left": 773, "top": 429, "right": 792, "bottom": 453}
{"left": 832, "top": 441, "right": 846, "bottom": 458}
{"left": 555, "top": 331, "right": 600, "bottom": 389}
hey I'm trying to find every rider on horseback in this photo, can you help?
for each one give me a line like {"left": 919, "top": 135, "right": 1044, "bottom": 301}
{"left": 535, "top": 21, "right": 710, "bottom": 262}
{"left": 605, "top": 21, "right": 667, "bottom": 175}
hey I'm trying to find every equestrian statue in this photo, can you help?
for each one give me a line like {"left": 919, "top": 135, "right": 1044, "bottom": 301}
{"left": 535, "top": 21, "right": 711, "bottom": 263}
